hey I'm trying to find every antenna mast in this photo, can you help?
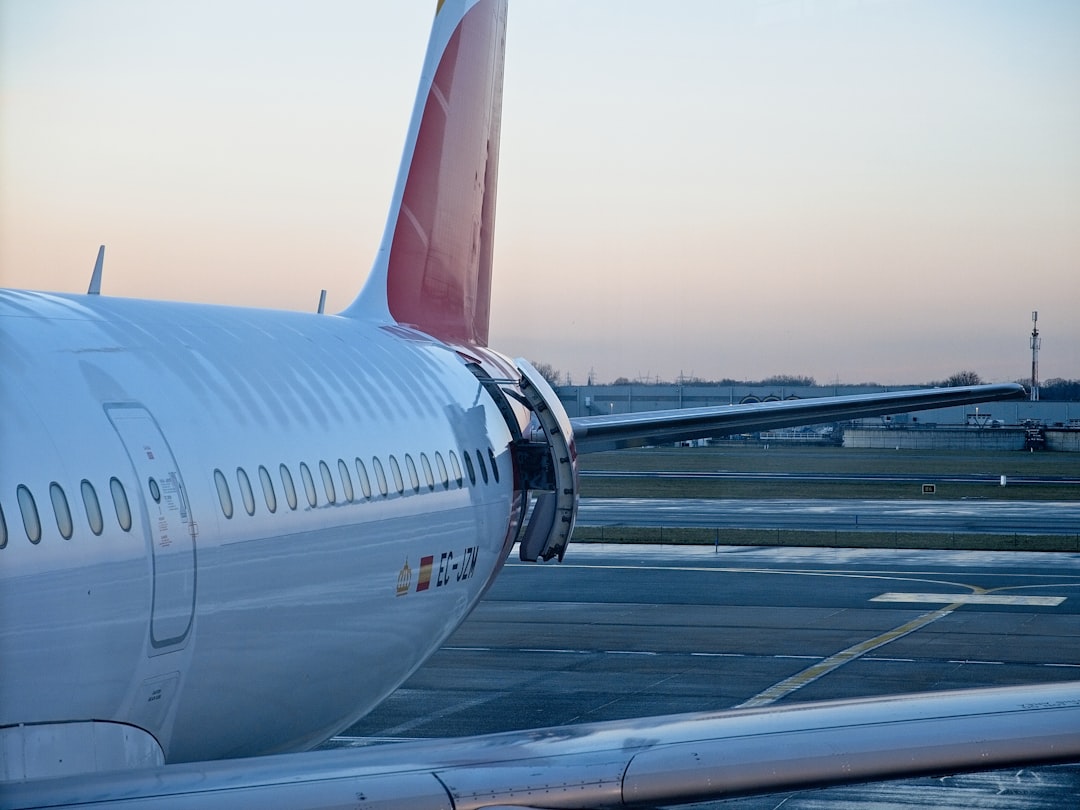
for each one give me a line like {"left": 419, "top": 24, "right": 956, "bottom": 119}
{"left": 1029, "top": 311, "right": 1040, "bottom": 402}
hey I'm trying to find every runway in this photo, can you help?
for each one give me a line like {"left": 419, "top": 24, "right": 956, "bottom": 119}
{"left": 578, "top": 497, "right": 1080, "bottom": 535}
{"left": 334, "top": 543, "right": 1080, "bottom": 808}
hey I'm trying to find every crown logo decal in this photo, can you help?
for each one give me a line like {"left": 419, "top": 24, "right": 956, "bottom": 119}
{"left": 396, "top": 558, "right": 412, "bottom": 597}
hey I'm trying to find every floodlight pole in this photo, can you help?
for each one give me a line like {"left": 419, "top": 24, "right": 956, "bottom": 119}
{"left": 1029, "top": 311, "right": 1040, "bottom": 402}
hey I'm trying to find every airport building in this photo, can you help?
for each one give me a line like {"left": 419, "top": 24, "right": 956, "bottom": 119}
{"left": 555, "top": 384, "right": 1080, "bottom": 451}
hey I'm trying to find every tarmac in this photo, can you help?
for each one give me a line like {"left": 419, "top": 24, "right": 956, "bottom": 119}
{"left": 335, "top": 542, "right": 1080, "bottom": 808}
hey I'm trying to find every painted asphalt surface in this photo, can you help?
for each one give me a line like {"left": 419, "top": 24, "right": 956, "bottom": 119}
{"left": 335, "top": 544, "right": 1080, "bottom": 808}
{"left": 578, "top": 497, "right": 1080, "bottom": 535}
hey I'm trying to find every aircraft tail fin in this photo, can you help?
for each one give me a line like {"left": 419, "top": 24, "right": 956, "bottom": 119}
{"left": 343, "top": 0, "right": 507, "bottom": 347}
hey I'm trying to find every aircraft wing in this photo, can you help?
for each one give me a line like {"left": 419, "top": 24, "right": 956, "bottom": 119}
{"left": 10, "top": 679, "right": 1079, "bottom": 809}
{"left": 569, "top": 382, "right": 1026, "bottom": 453}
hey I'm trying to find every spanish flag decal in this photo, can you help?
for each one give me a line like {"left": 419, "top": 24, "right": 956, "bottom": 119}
{"left": 416, "top": 555, "right": 434, "bottom": 592}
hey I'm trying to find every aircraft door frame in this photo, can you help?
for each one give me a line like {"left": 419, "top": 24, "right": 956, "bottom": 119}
{"left": 106, "top": 404, "right": 197, "bottom": 652}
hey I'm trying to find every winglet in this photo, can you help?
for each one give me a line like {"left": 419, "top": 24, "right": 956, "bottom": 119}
{"left": 342, "top": 0, "right": 507, "bottom": 348}
{"left": 87, "top": 245, "right": 105, "bottom": 295}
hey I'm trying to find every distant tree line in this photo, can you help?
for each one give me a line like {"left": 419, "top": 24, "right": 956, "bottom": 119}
{"left": 927, "top": 372, "right": 1080, "bottom": 401}
{"left": 1033, "top": 378, "right": 1080, "bottom": 401}
{"left": 929, "top": 370, "right": 984, "bottom": 387}
{"left": 608, "top": 373, "right": 818, "bottom": 387}
{"left": 531, "top": 361, "right": 565, "bottom": 388}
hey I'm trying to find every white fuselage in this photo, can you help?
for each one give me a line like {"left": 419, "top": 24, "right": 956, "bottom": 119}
{"left": 0, "top": 290, "right": 525, "bottom": 763}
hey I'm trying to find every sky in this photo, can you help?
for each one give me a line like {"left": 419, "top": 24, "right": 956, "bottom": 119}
{"left": 2, "top": 0, "right": 1078, "bottom": 386}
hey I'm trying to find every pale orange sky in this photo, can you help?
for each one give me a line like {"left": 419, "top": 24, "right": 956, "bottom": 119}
{"left": 2, "top": 1, "right": 1078, "bottom": 385}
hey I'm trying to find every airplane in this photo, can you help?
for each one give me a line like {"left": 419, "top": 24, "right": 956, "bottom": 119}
{"left": 2, "top": 1, "right": 1077, "bottom": 807}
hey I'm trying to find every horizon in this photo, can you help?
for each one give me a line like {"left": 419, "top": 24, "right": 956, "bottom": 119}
{"left": 535, "top": 368, "right": 1080, "bottom": 392}
{"left": 2, "top": 1, "right": 1077, "bottom": 385}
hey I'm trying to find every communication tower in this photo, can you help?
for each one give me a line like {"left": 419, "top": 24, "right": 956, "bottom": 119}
{"left": 1029, "top": 311, "right": 1040, "bottom": 402}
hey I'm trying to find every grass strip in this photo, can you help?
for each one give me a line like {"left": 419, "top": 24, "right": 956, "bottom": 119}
{"left": 580, "top": 478, "right": 1078, "bottom": 500}
{"left": 571, "top": 525, "right": 1080, "bottom": 553}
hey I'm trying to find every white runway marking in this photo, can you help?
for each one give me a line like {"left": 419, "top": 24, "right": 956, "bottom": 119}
{"left": 873, "top": 592, "right": 1067, "bottom": 606}
{"left": 690, "top": 652, "right": 746, "bottom": 658}
{"left": 440, "top": 646, "right": 1080, "bottom": 672}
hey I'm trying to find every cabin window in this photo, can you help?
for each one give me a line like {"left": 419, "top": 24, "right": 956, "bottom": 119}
{"left": 372, "top": 457, "right": 388, "bottom": 497}
{"left": 420, "top": 453, "right": 435, "bottom": 491}
{"left": 148, "top": 477, "right": 161, "bottom": 503}
{"left": 50, "top": 482, "right": 74, "bottom": 540}
{"left": 237, "top": 468, "right": 255, "bottom": 516}
{"left": 17, "top": 485, "right": 41, "bottom": 543}
{"left": 404, "top": 454, "right": 420, "bottom": 493}
{"left": 319, "top": 460, "right": 336, "bottom": 504}
{"left": 259, "top": 466, "right": 277, "bottom": 513}
{"left": 214, "top": 469, "right": 234, "bottom": 519}
{"left": 338, "top": 459, "right": 354, "bottom": 502}
{"left": 0, "top": 501, "right": 6, "bottom": 549}
{"left": 488, "top": 448, "right": 500, "bottom": 483}
{"left": 110, "top": 477, "right": 132, "bottom": 531}
{"left": 279, "top": 464, "right": 298, "bottom": 510}
{"left": 82, "top": 481, "right": 104, "bottom": 536}
{"left": 434, "top": 452, "right": 449, "bottom": 489}
{"left": 354, "top": 458, "right": 372, "bottom": 500}
{"left": 475, "top": 449, "right": 489, "bottom": 485}
{"left": 388, "top": 455, "right": 405, "bottom": 495}
{"left": 448, "top": 450, "right": 463, "bottom": 488}
{"left": 462, "top": 450, "right": 476, "bottom": 486}
{"left": 299, "top": 463, "right": 318, "bottom": 508}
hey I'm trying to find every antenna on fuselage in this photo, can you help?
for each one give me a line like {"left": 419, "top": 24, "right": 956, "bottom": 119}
{"left": 87, "top": 245, "right": 105, "bottom": 295}
{"left": 317, "top": 289, "right": 327, "bottom": 314}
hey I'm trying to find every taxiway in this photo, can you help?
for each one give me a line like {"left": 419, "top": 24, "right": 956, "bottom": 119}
{"left": 334, "top": 543, "right": 1080, "bottom": 808}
